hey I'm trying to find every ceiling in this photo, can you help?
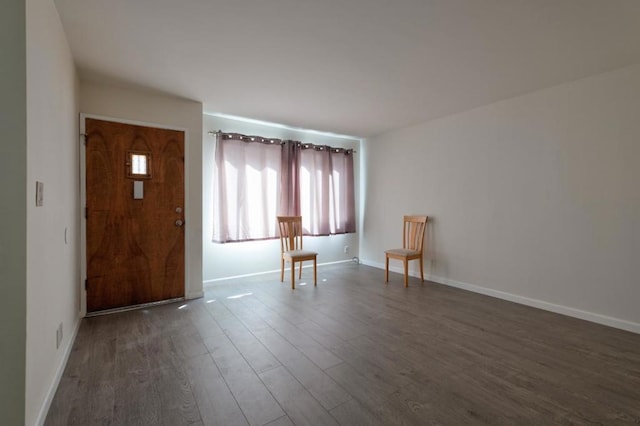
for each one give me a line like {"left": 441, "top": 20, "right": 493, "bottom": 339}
{"left": 55, "top": 0, "right": 640, "bottom": 137}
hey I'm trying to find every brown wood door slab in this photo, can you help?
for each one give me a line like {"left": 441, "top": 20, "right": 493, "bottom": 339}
{"left": 85, "top": 118, "right": 185, "bottom": 312}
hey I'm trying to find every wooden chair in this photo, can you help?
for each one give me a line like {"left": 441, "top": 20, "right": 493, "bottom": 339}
{"left": 277, "top": 216, "right": 317, "bottom": 289}
{"left": 385, "top": 215, "right": 428, "bottom": 287}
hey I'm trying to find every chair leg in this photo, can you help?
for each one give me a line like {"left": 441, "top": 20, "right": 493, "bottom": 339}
{"left": 291, "top": 261, "right": 296, "bottom": 290}
{"left": 299, "top": 260, "right": 302, "bottom": 279}
{"left": 420, "top": 257, "right": 424, "bottom": 282}
{"left": 403, "top": 258, "right": 408, "bottom": 288}
{"left": 280, "top": 258, "right": 285, "bottom": 282}
{"left": 385, "top": 255, "right": 389, "bottom": 283}
{"left": 313, "top": 257, "right": 317, "bottom": 286}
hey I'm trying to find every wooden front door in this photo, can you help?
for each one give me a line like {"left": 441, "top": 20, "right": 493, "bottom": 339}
{"left": 85, "top": 118, "right": 185, "bottom": 313}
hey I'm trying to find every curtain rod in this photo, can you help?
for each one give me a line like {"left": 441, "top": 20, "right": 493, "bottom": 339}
{"left": 208, "top": 130, "right": 357, "bottom": 154}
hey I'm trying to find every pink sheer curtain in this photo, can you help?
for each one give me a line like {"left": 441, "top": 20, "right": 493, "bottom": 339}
{"left": 212, "top": 133, "right": 281, "bottom": 242}
{"left": 299, "top": 145, "right": 356, "bottom": 235}
{"left": 213, "top": 133, "right": 355, "bottom": 242}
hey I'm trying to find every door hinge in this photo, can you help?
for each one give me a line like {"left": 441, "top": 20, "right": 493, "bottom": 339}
{"left": 81, "top": 133, "right": 88, "bottom": 145}
{"left": 84, "top": 279, "right": 88, "bottom": 291}
{"left": 85, "top": 206, "right": 88, "bottom": 218}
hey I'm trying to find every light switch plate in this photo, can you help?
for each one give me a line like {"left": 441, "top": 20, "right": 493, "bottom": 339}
{"left": 36, "top": 181, "right": 44, "bottom": 206}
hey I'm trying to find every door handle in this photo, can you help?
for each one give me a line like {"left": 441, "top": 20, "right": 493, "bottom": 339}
{"left": 175, "top": 219, "right": 184, "bottom": 227}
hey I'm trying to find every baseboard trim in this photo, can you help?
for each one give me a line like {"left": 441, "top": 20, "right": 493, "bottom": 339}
{"left": 361, "top": 259, "right": 640, "bottom": 334}
{"left": 186, "top": 291, "right": 204, "bottom": 300}
{"left": 35, "top": 317, "right": 81, "bottom": 426}
{"left": 203, "top": 259, "right": 353, "bottom": 287}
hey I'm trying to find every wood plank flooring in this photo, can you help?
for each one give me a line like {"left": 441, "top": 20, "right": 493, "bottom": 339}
{"left": 45, "top": 263, "right": 640, "bottom": 425}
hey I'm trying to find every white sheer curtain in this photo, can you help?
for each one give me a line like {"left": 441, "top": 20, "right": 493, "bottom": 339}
{"left": 212, "top": 134, "right": 281, "bottom": 242}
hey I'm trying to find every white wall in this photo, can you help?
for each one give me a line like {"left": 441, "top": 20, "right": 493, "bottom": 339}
{"left": 362, "top": 64, "right": 640, "bottom": 332}
{"left": 80, "top": 81, "right": 204, "bottom": 300}
{"left": 203, "top": 114, "right": 361, "bottom": 282}
{"left": 0, "top": 1, "right": 27, "bottom": 424}
{"left": 25, "top": 0, "right": 80, "bottom": 424}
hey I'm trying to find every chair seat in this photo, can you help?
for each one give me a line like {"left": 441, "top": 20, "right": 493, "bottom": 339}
{"left": 284, "top": 249, "right": 317, "bottom": 259}
{"left": 385, "top": 248, "right": 420, "bottom": 257}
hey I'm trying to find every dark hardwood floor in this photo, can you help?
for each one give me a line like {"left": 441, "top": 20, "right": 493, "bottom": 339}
{"left": 45, "top": 263, "right": 640, "bottom": 425}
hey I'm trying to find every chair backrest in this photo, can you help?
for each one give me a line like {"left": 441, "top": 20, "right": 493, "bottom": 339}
{"left": 277, "top": 216, "right": 304, "bottom": 253}
{"left": 403, "top": 215, "right": 428, "bottom": 252}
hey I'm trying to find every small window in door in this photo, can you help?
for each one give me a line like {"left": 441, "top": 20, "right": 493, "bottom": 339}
{"left": 126, "top": 151, "right": 152, "bottom": 179}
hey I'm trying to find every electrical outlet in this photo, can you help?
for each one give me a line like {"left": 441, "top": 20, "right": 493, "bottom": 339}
{"left": 343, "top": 245, "right": 349, "bottom": 254}
{"left": 56, "top": 323, "right": 63, "bottom": 349}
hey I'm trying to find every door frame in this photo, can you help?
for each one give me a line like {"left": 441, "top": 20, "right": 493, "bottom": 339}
{"left": 79, "top": 113, "right": 190, "bottom": 317}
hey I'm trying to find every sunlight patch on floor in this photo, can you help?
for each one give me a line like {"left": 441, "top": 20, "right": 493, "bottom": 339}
{"left": 227, "top": 292, "right": 253, "bottom": 299}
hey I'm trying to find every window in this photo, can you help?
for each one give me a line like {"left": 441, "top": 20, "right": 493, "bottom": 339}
{"left": 126, "top": 151, "right": 152, "bottom": 179}
{"left": 213, "top": 133, "right": 355, "bottom": 243}
{"left": 131, "top": 154, "right": 147, "bottom": 175}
